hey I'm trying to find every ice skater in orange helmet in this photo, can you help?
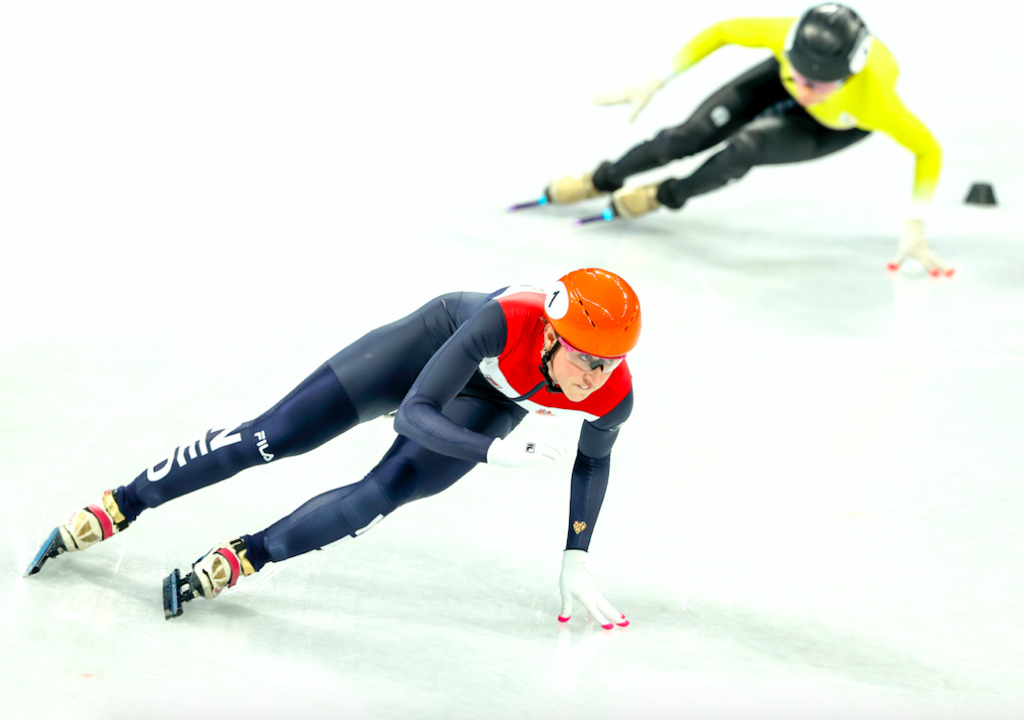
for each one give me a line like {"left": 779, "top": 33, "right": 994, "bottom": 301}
{"left": 28, "top": 269, "right": 641, "bottom": 629}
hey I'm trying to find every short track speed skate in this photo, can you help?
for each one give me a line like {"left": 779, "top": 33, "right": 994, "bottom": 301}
{"left": 163, "top": 537, "right": 255, "bottom": 620}
{"left": 508, "top": 193, "right": 551, "bottom": 212}
{"left": 163, "top": 568, "right": 201, "bottom": 619}
{"left": 25, "top": 490, "right": 129, "bottom": 577}
{"left": 25, "top": 528, "right": 68, "bottom": 577}
{"left": 575, "top": 207, "right": 618, "bottom": 226}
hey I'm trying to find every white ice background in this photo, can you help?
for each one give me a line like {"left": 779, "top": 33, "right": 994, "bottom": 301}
{"left": 2, "top": 1, "right": 1023, "bottom": 719}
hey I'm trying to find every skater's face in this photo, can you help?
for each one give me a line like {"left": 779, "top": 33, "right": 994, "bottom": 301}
{"left": 541, "top": 326, "right": 612, "bottom": 402}
{"left": 789, "top": 69, "right": 844, "bottom": 106}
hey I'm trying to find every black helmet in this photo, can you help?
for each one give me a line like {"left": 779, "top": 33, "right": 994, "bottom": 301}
{"left": 785, "top": 4, "right": 871, "bottom": 82}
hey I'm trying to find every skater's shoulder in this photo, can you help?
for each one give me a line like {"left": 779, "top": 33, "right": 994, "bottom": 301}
{"left": 845, "top": 40, "right": 908, "bottom": 118}
{"left": 491, "top": 285, "right": 547, "bottom": 306}
{"left": 491, "top": 286, "right": 548, "bottom": 321}
{"left": 862, "top": 37, "right": 899, "bottom": 84}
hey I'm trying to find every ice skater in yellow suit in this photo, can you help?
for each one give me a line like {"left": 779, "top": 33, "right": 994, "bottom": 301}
{"left": 537, "top": 3, "right": 950, "bottom": 275}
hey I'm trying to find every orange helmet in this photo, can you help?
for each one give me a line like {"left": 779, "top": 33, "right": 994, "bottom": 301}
{"left": 543, "top": 268, "right": 641, "bottom": 357}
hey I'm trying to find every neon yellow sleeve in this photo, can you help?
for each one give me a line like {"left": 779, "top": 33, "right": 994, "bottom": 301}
{"left": 863, "top": 95, "right": 942, "bottom": 203}
{"left": 671, "top": 17, "right": 794, "bottom": 74}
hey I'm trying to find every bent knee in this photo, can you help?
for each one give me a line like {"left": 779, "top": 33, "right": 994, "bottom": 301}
{"left": 371, "top": 454, "right": 420, "bottom": 507}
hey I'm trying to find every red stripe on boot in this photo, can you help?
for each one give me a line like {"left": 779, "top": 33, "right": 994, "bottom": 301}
{"left": 86, "top": 505, "right": 114, "bottom": 540}
{"left": 215, "top": 548, "right": 242, "bottom": 588}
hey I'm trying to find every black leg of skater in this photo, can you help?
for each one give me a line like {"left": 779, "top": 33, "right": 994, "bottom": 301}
{"left": 577, "top": 103, "right": 870, "bottom": 224}
{"left": 535, "top": 58, "right": 787, "bottom": 211}
{"left": 654, "top": 107, "right": 871, "bottom": 210}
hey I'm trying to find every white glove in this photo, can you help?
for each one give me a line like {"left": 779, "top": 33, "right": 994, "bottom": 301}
{"left": 889, "top": 219, "right": 953, "bottom": 277}
{"left": 592, "top": 76, "right": 665, "bottom": 123}
{"left": 558, "top": 549, "right": 629, "bottom": 629}
{"left": 485, "top": 432, "right": 569, "bottom": 469}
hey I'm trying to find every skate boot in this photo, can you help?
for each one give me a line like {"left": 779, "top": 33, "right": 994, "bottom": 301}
{"left": 509, "top": 163, "right": 614, "bottom": 211}
{"left": 25, "top": 489, "right": 130, "bottom": 576}
{"left": 546, "top": 170, "right": 605, "bottom": 204}
{"left": 163, "top": 537, "right": 256, "bottom": 619}
{"left": 611, "top": 183, "right": 661, "bottom": 219}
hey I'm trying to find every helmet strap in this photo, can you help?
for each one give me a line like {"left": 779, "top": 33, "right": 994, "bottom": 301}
{"left": 539, "top": 342, "right": 563, "bottom": 394}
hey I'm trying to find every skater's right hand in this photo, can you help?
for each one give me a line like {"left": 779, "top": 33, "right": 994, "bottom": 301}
{"left": 888, "top": 218, "right": 954, "bottom": 277}
{"left": 486, "top": 432, "right": 570, "bottom": 469}
{"left": 592, "top": 76, "right": 665, "bottom": 122}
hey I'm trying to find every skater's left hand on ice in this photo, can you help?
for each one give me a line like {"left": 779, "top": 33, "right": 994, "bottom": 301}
{"left": 889, "top": 219, "right": 954, "bottom": 277}
{"left": 557, "top": 549, "right": 628, "bottom": 629}
{"left": 592, "top": 76, "right": 665, "bottom": 123}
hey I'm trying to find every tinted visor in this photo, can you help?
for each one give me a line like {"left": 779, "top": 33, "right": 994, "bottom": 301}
{"left": 557, "top": 337, "right": 625, "bottom": 374}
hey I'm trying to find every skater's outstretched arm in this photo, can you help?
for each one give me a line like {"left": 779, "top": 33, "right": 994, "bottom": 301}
{"left": 843, "top": 44, "right": 947, "bottom": 274}
{"left": 594, "top": 16, "right": 793, "bottom": 122}
{"left": 876, "top": 103, "right": 948, "bottom": 274}
{"left": 859, "top": 78, "right": 942, "bottom": 208}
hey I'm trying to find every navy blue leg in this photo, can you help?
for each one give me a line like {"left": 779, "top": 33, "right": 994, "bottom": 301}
{"left": 115, "top": 293, "right": 496, "bottom": 521}
{"left": 244, "top": 394, "right": 522, "bottom": 570}
{"left": 117, "top": 363, "right": 360, "bottom": 521}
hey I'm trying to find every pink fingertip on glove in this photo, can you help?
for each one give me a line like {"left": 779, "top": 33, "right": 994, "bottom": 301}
{"left": 616, "top": 616, "right": 630, "bottom": 628}
{"left": 601, "top": 623, "right": 614, "bottom": 630}
{"left": 886, "top": 262, "right": 899, "bottom": 271}
{"left": 558, "top": 615, "right": 570, "bottom": 623}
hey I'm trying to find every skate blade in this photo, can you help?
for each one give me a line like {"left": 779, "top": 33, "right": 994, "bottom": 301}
{"left": 24, "top": 528, "right": 65, "bottom": 577}
{"left": 163, "top": 568, "right": 200, "bottom": 620}
{"left": 574, "top": 208, "right": 615, "bottom": 226}
{"left": 508, "top": 196, "right": 548, "bottom": 212}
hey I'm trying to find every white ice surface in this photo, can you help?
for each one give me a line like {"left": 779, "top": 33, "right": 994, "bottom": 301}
{"left": 2, "top": 2, "right": 1024, "bottom": 719}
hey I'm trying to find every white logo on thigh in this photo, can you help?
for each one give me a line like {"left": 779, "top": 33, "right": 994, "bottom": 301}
{"left": 146, "top": 428, "right": 242, "bottom": 482}
{"left": 254, "top": 431, "right": 275, "bottom": 463}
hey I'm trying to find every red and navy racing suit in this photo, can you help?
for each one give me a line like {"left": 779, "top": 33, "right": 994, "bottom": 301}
{"left": 113, "top": 287, "right": 633, "bottom": 570}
